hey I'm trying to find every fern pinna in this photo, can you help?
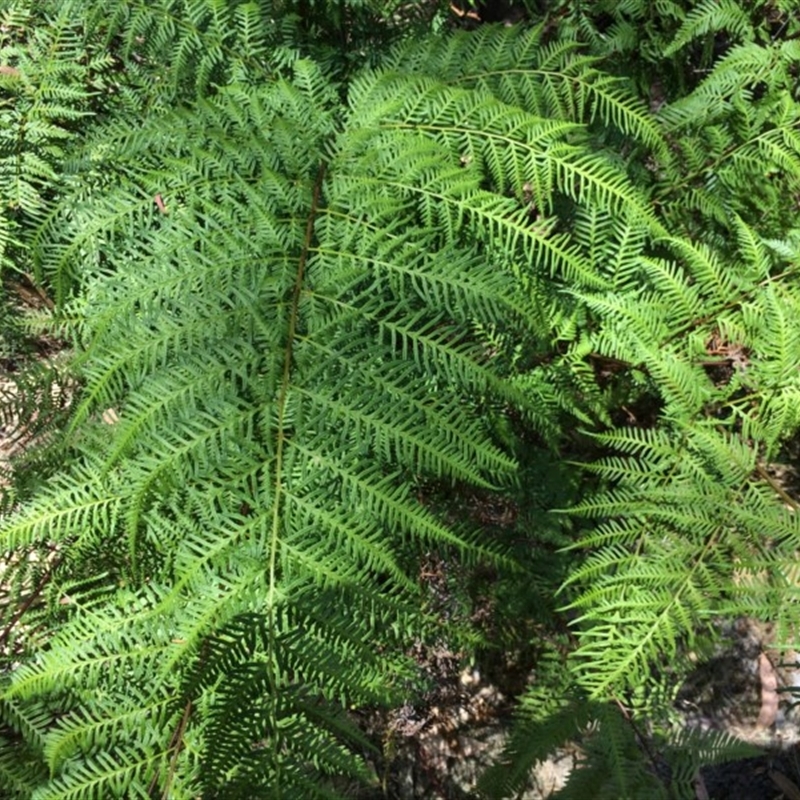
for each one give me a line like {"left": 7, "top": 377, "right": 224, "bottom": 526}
{"left": 0, "top": 14, "right": 666, "bottom": 797}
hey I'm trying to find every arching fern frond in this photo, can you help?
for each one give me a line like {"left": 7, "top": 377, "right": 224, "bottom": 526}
{"left": 663, "top": 0, "right": 754, "bottom": 57}
{"left": 3, "top": 32, "right": 647, "bottom": 793}
{"left": 558, "top": 216, "right": 800, "bottom": 700}
{"left": 384, "top": 25, "right": 670, "bottom": 163}
{"left": 656, "top": 39, "right": 800, "bottom": 236}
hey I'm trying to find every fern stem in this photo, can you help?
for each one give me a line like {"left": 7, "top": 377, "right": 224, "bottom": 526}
{"left": 146, "top": 696, "right": 193, "bottom": 799}
{"left": 266, "top": 161, "right": 327, "bottom": 795}
{"left": 659, "top": 264, "right": 800, "bottom": 353}
{"left": 657, "top": 120, "right": 800, "bottom": 201}
{"left": 756, "top": 463, "right": 800, "bottom": 511}
{"left": 611, "top": 697, "right": 665, "bottom": 788}
{"left": 162, "top": 698, "right": 193, "bottom": 800}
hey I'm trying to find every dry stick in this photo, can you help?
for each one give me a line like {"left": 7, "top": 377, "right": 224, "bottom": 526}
{"left": 756, "top": 464, "right": 800, "bottom": 512}
{"left": 147, "top": 642, "right": 209, "bottom": 799}
{"left": 0, "top": 552, "right": 62, "bottom": 648}
{"left": 612, "top": 697, "right": 666, "bottom": 787}
{"left": 145, "top": 697, "right": 193, "bottom": 798}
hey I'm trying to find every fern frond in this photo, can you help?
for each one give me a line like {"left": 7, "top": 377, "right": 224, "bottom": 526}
{"left": 664, "top": 0, "right": 753, "bottom": 57}
{"left": 386, "top": 25, "right": 669, "bottom": 161}
{"left": 1, "top": 41, "right": 539, "bottom": 795}
{"left": 565, "top": 418, "right": 800, "bottom": 699}
{"left": 7, "top": 5, "right": 800, "bottom": 797}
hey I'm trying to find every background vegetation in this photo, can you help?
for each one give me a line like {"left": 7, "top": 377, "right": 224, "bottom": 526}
{"left": 1, "top": 0, "right": 800, "bottom": 797}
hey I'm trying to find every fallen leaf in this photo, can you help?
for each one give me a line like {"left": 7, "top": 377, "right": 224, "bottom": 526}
{"left": 693, "top": 769, "right": 709, "bottom": 800}
{"left": 757, "top": 652, "right": 780, "bottom": 728}
{"left": 769, "top": 770, "right": 800, "bottom": 800}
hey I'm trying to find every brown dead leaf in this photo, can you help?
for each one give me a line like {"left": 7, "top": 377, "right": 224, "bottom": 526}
{"left": 7, "top": 275, "right": 54, "bottom": 310}
{"left": 693, "top": 768, "right": 709, "bottom": 800}
{"left": 756, "top": 651, "right": 779, "bottom": 729}
{"left": 101, "top": 408, "right": 120, "bottom": 425}
{"left": 769, "top": 769, "right": 800, "bottom": 800}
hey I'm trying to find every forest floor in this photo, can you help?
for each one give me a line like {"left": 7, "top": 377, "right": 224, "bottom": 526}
{"left": 370, "top": 620, "right": 800, "bottom": 799}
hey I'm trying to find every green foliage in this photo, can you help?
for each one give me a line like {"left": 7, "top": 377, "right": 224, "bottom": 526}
{"left": 546, "top": 0, "right": 800, "bottom": 97}
{"left": 480, "top": 694, "right": 759, "bottom": 800}
{"left": 2, "top": 0, "right": 800, "bottom": 797}
{"left": 0, "top": 1, "right": 110, "bottom": 274}
{"left": 0, "top": 9, "right": 657, "bottom": 797}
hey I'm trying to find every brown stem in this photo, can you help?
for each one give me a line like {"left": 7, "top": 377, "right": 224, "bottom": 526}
{"left": 0, "top": 551, "right": 61, "bottom": 649}
{"left": 612, "top": 697, "right": 665, "bottom": 784}
{"left": 756, "top": 464, "right": 800, "bottom": 511}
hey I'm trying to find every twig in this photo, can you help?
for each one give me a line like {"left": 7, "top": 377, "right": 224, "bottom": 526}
{"left": 756, "top": 464, "right": 800, "bottom": 511}
{"left": 0, "top": 551, "right": 62, "bottom": 648}
{"left": 612, "top": 697, "right": 666, "bottom": 786}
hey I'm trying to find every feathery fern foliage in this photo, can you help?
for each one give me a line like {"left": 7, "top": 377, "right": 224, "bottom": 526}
{"left": 0, "top": 1, "right": 110, "bottom": 273}
{"left": 479, "top": 694, "right": 758, "bottom": 800}
{"left": 548, "top": 0, "right": 800, "bottom": 97}
{"left": 4, "top": 1, "right": 800, "bottom": 797}
{"left": 0, "top": 10, "right": 673, "bottom": 797}
{"left": 474, "top": 5, "right": 800, "bottom": 796}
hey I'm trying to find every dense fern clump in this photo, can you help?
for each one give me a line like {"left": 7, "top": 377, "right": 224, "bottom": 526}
{"left": 0, "top": 8, "right": 665, "bottom": 797}
{"left": 2, "top": 1, "right": 800, "bottom": 798}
